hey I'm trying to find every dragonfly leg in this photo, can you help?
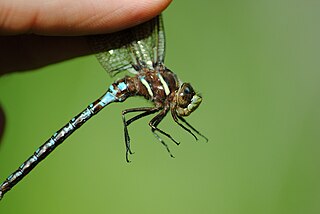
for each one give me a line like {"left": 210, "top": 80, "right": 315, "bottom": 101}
{"left": 177, "top": 115, "right": 208, "bottom": 142}
{"left": 149, "top": 108, "right": 180, "bottom": 158}
{"left": 151, "top": 130, "right": 174, "bottom": 158}
{"left": 171, "top": 108, "right": 198, "bottom": 141}
{"left": 122, "top": 107, "right": 159, "bottom": 162}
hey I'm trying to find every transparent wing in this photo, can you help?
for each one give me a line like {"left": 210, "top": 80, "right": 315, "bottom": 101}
{"left": 129, "top": 14, "right": 166, "bottom": 69}
{"left": 88, "top": 15, "right": 166, "bottom": 77}
{"left": 88, "top": 29, "right": 134, "bottom": 76}
{"left": 155, "top": 14, "right": 166, "bottom": 65}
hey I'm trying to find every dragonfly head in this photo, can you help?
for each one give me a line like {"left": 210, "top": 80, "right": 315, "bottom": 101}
{"left": 175, "top": 83, "right": 202, "bottom": 117}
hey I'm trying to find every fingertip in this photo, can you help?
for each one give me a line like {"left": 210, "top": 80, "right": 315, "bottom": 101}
{"left": 0, "top": 0, "right": 172, "bottom": 35}
{"left": 82, "top": 0, "right": 172, "bottom": 35}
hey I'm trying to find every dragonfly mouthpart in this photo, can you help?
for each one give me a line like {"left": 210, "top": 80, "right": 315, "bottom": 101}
{"left": 176, "top": 94, "right": 202, "bottom": 116}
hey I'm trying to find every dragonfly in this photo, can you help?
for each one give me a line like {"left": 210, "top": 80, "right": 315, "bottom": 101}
{"left": 0, "top": 15, "right": 207, "bottom": 200}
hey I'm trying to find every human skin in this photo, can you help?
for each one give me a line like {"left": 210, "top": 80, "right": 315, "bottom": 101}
{"left": 0, "top": 0, "right": 172, "bottom": 74}
{"left": 0, "top": 0, "right": 172, "bottom": 35}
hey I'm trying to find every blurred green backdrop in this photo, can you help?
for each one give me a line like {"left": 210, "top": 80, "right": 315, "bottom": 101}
{"left": 1, "top": 1, "right": 319, "bottom": 213}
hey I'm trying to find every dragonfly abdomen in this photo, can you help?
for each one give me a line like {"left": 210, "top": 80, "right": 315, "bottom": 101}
{"left": 0, "top": 79, "right": 131, "bottom": 200}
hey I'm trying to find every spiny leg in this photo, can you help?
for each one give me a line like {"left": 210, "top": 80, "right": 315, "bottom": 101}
{"left": 149, "top": 109, "right": 180, "bottom": 158}
{"left": 122, "top": 107, "right": 159, "bottom": 162}
{"left": 177, "top": 115, "right": 209, "bottom": 142}
{"left": 152, "top": 130, "right": 174, "bottom": 158}
{"left": 149, "top": 109, "right": 180, "bottom": 146}
{"left": 171, "top": 108, "right": 198, "bottom": 141}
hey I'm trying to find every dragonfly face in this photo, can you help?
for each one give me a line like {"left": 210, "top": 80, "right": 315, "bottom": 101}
{"left": 175, "top": 83, "right": 202, "bottom": 117}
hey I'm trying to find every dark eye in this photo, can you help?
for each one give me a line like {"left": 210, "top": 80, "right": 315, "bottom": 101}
{"left": 183, "top": 84, "right": 195, "bottom": 97}
{"left": 184, "top": 87, "right": 190, "bottom": 94}
{"left": 177, "top": 83, "right": 195, "bottom": 108}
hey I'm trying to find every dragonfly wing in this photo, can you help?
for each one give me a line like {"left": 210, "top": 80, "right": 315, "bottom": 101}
{"left": 88, "top": 30, "right": 135, "bottom": 76}
{"left": 155, "top": 14, "right": 166, "bottom": 65}
{"left": 127, "top": 15, "right": 166, "bottom": 69}
{"left": 88, "top": 15, "right": 166, "bottom": 76}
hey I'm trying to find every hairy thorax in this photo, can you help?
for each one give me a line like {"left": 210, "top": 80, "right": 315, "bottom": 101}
{"left": 132, "top": 68, "right": 180, "bottom": 106}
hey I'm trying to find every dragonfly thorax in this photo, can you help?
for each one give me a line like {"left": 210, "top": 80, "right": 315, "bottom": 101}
{"left": 132, "top": 68, "right": 179, "bottom": 104}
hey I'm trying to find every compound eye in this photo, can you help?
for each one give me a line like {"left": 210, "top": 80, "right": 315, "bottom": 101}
{"left": 184, "top": 86, "right": 191, "bottom": 94}
{"left": 177, "top": 83, "right": 195, "bottom": 108}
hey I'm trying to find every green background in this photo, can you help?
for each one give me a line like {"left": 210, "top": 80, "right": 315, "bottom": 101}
{"left": 1, "top": 1, "right": 319, "bottom": 213}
